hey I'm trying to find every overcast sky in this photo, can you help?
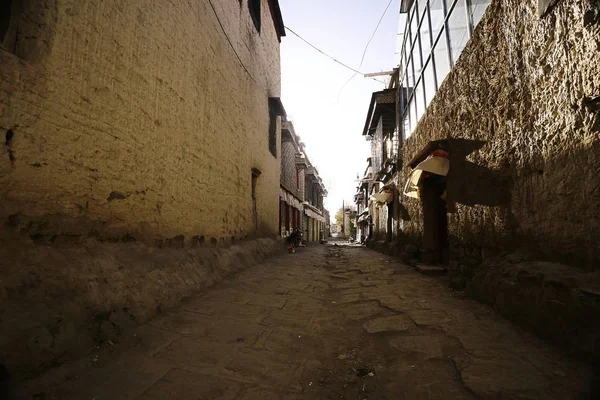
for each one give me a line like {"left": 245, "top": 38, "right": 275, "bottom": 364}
{"left": 279, "top": 0, "right": 400, "bottom": 221}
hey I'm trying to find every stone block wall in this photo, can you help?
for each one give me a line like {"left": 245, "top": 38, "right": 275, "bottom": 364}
{"left": 280, "top": 139, "right": 302, "bottom": 198}
{"left": 0, "top": 236, "right": 283, "bottom": 379}
{"left": 0, "top": 0, "right": 283, "bottom": 246}
{"left": 400, "top": 0, "right": 600, "bottom": 271}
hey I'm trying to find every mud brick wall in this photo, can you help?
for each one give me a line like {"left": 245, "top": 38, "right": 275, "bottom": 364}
{"left": 0, "top": 0, "right": 283, "bottom": 246}
{"left": 280, "top": 139, "right": 303, "bottom": 199}
{"left": 400, "top": 0, "right": 600, "bottom": 270}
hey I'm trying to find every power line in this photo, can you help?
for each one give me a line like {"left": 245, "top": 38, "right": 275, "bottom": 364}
{"left": 359, "top": 0, "right": 394, "bottom": 72}
{"left": 285, "top": 26, "right": 385, "bottom": 84}
{"left": 338, "top": 0, "right": 395, "bottom": 97}
{"left": 207, "top": 0, "right": 267, "bottom": 90}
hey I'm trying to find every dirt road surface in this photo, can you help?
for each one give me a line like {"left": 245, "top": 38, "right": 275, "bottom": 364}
{"left": 23, "top": 244, "right": 595, "bottom": 399}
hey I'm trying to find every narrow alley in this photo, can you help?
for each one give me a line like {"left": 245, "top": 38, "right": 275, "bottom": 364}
{"left": 24, "top": 244, "right": 594, "bottom": 400}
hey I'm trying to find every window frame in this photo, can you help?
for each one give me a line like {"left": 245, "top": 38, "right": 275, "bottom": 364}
{"left": 268, "top": 105, "right": 277, "bottom": 157}
{"left": 248, "top": 0, "right": 261, "bottom": 33}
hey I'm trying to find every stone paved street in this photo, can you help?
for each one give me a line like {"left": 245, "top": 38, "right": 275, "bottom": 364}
{"left": 25, "top": 244, "right": 595, "bottom": 399}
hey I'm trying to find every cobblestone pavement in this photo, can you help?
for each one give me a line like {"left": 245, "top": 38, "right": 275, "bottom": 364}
{"left": 25, "top": 244, "right": 595, "bottom": 399}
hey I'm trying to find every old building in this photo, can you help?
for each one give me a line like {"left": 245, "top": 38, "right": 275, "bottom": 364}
{"left": 323, "top": 209, "right": 331, "bottom": 239}
{"left": 279, "top": 119, "right": 328, "bottom": 243}
{"left": 0, "top": 0, "right": 289, "bottom": 377}
{"left": 279, "top": 120, "right": 304, "bottom": 237}
{"left": 303, "top": 162, "right": 328, "bottom": 242}
{"left": 361, "top": 89, "right": 400, "bottom": 244}
{"left": 1, "top": 0, "right": 286, "bottom": 246}
{"left": 395, "top": 0, "right": 599, "bottom": 269}
{"left": 362, "top": 0, "right": 600, "bottom": 360}
{"left": 354, "top": 160, "right": 372, "bottom": 243}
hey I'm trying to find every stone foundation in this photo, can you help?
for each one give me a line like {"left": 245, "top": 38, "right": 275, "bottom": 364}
{"left": 0, "top": 236, "right": 282, "bottom": 380}
{"left": 466, "top": 254, "right": 600, "bottom": 363}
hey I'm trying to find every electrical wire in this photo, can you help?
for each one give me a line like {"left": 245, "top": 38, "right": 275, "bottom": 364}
{"left": 207, "top": 0, "right": 267, "bottom": 90}
{"left": 338, "top": 0, "right": 395, "bottom": 99}
{"left": 285, "top": 26, "right": 385, "bottom": 84}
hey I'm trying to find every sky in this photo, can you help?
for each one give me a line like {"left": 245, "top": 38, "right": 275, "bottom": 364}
{"left": 279, "top": 0, "right": 401, "bottom": 221}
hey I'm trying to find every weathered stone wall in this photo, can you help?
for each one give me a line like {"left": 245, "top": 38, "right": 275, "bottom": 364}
{"left": 0, "top": 0, "right": 283, "bottom": 246}
{"left": 400, "top": 0, "right": 600, "bottom": 271}
{"left": 280, "top": 139, "right": 302, "bottom": 199}
{"left": 0, "top": 236, "right": 282, "bottom": 379}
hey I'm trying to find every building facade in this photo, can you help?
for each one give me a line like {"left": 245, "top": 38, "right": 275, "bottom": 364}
{"left": 279, "top": 120, "right": 305, "bottom": 237}
{"left": 0, "top": 0, "right": 292, "bottom": 378}
{"left": 1, "top": 0, "right": 286, "bottom": 247}
{"left": 279, "top": 120, "right": 328, "bottom": 243}
{"left": 357, "top": 0, "right": 600, "bottom": 359}
{"left": 303, "top": 164, "right": 328, "bottom": 242}
{"left": 394, "top": 0, "right": 600, "bottom": 361}
{"left": 394, "top": 0, "right": 599, "bottom": 270}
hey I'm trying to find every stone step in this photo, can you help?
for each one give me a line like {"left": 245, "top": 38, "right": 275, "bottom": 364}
{"left": 415, "top": 264, "right": 447, "bottom": 276}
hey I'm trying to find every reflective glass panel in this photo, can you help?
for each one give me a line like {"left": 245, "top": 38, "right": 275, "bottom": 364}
{"left": 417, "top": 0, "right": 427, "bottom": 22}
{"left": 469, "top": 0, "right": 491, "bottom": 28}
{"left": 403, "top": 112, "right": 411, "bottom": 141}
{"left": 423, "top": 58, "right": 436, "bottom": 108}
{"left": 410, "top": 7, "right": 422, "bottom": 77}
{"left": 447, "top": 0, "right": 469, "bottom": 65}
{"left": 394, "top": 13, "right": 409, "bottom": 67}
{"left": 405, "top": 61, "right": 413, "bottom": 93}
{"left": 409, "top": 96, "right": 417, "bottom": 136}
{"left": 414, "top": 78, "right": 425, "bottom": 122}
{"left": 429, "top": 0, "right": 446, "bottom": 41}
{"left": 433, "top": 26, "right": 451, "bottom": 88}
{"left": 419, "top": 4, "right": 433, "bottom": 56}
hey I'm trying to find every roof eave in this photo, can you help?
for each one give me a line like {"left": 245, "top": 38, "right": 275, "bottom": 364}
{"left": 268, "top": 0, "right": 286, "bottom": 42}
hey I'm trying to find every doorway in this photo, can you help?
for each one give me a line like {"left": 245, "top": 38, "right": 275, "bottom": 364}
{"left": 420, "top": 173, "right": 449, "bottom": 265}
{"left": 251, "top": 168, "right": 261, "bottom": 231}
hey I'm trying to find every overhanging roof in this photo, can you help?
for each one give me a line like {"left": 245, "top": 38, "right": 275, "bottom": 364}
{"left": 269, "top": 97, "right": 287, "bottom": 117}
{"left": 408, "top": 140, "right": 449, "bottom": 169}
{"left": 400, "top": 0, "right": 414, "bottom": 13}
{"left": 267, "top": 0, "right": 286, "bottom": 42}
{"left": 362, "top": 89, "right": 396, "bottom": 136}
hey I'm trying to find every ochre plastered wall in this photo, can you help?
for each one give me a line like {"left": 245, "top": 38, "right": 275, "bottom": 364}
{"left": 0, "top": 0, "right": 283, "bottom": 246}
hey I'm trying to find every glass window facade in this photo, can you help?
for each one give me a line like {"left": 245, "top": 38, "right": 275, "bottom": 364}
{"left": 398, "top": 0, "right": 491, "bottom": 141}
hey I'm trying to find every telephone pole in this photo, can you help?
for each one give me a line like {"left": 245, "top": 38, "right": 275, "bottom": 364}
{"left": 341, "top": 200, "right": 345, "bottom": 239}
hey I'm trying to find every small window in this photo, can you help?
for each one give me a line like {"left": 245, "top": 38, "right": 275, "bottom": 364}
{"left": 0, "top": 0, "right": 15, "bottom": 50}
{"left": 248, "top": 0, "right": 261, "bottom": 33}
{"left": 268, "top": 106, "right": 277, "bottom": 157}
{"left": 251, "top": 168, "right": 261, "bottom": 230}
{"left": 267, "top": 97, "right": 285, "bottom": 158}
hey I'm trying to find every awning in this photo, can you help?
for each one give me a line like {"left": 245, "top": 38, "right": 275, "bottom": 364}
{"left": 279, "top": 189, "right": 303, "bottom": 211}
{"left": 357, "top": 210, "right": 369, "bottom": 223}
{"left": 369, "top": 191, "right": 393, "bottom": 204}
{"left": 269, "top": 97, "right": 287, "bottom": 117}
{"left": 304, "top": 207, "right": 326, "bottom": 223}
{"left": 403, "top": 156, "right": 450, "bottom": 199}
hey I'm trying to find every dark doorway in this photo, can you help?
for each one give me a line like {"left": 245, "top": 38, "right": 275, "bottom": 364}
{"left": 420, "top": 173, "right": 449, "bottom": 265}
{"left": 386, "top": 203, "right": 393, "bottom": 242}
{"left": 251, "top": 168, "right": 261, "bottom": 231}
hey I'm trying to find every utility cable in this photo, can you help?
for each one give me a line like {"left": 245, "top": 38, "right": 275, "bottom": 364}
{"left": 338, "top": 0, "right": 395, "bottom": 99}
{"left": 207, "top": 0, "right": 267, "bottom": 90}
{"left": 285, "top": 26, "right": 385, "bottom": 84}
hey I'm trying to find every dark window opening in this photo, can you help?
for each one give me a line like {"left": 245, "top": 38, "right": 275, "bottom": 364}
{"left": 248, "top": 0, "right": 261, "bottom": 33}
{"left": 296, "top": 168, "right": 300, "bottom": 189}
{"left": 0, "top": 0, "right": 14, "bottom": 46}
{"left": 251, "top": 168, "right": 261, "bottom": 230}
{"left": 268, "top": 106, "right": 277, "bottom": 157}
{"left": 5, "top": 129, "right": 14, "bottom": 145}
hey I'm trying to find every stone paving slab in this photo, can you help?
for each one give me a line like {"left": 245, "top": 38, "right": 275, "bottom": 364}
{"left": 362, "top": 315, "right": 415, "bottom": 334}
{"left": 154, "top": 336, "right": 241, "bottom": 367}
{"left": 22, "top": 245, "right": 595, "bottom": 399}
{"left": 137, "top": 368, "right": 245, "bottom": 400}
